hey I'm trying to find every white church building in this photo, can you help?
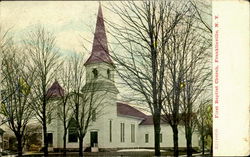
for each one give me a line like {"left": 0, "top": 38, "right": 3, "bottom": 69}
{"left": 46, "top": 4, "right": 199, "bottom": 151}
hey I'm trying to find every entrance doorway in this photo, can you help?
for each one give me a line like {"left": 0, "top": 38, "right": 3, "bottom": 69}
{"left": 47, "top": 133, "right": 53, "bottom": 147}
{"left": 90, "top": 131, "right": 98, "bottom": 147}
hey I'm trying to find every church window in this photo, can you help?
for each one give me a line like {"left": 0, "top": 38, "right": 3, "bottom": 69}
{"left": 120, "top": 123, "right": 125, "bottom": 142}
{"left": 92, "top": 109, "right": 96, "bottom": 121}
{"left": 160, "top": 133, "right": 162, "bottom": 143}
{"left": 131, "top": 124, "right": 135, "bottom": 143}
{"left": 109, "top": 120, "right": 112, "bottom": 142}
{"left": 107, "top": 69, "right": 111, "bottom": 79}
{"left": 145, "top": 134, "right": 149, "bottom": 143}
{"left": 92, "top": 68, "right": 98, "bottom": 79}
{"left": 47, "top": 133, "right": 53, "bottom": 147}
{"left": 68, "top": 119, "right": 78, "bottom": 143}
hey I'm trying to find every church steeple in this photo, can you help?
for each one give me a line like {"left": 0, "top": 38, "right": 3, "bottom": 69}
{"left": 85, "top": 3, "right": 113, "bottom": 65}
{"left": 83, "top": 3, "right": 118, "bottom": 94}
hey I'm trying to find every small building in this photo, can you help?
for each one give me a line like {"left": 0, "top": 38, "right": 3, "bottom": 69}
{"left": 46, "top": 3, "right": 199, "bottom": 152}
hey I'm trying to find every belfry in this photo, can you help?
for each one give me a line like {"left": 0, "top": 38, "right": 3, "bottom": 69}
{"left": 83, "top": 3, "right": 118, "bottom": 94}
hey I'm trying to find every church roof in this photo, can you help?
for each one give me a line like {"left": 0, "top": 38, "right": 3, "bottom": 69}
{"left": 139, "top": 113, "right": 193, "bottom": 125}
{"left": 139, "top": 116, "right": 168, "bottom": 125}
{"left": 47, "top": 81, "right": 64, "bottom": 98}
{"left": 116, "top": 103, "right": 168, "bottom": 125}
{"left": 117, "top": 102, "right": 147, "bottom": 119}
{"left": 85, "top": 3, "right": 113, "bottom": 65}
{"left": 116, "top": 102, "right": 189, "bottom": 125}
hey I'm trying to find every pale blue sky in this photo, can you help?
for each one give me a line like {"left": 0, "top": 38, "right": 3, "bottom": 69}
{"left": 1, "top": 1, "right": 211, "bottom": 109}
{"left": 1, "top": 1, "right": 122, "bottom": 58}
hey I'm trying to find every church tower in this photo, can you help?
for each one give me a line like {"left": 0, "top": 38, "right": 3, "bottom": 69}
{"left": 83, "top": 3, "right": 118, "bottom": 94}
{"left": 82, "top": 4, "right": 119, "bottom": 148}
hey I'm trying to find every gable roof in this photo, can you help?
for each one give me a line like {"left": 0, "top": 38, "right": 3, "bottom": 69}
{"left": 117, "top": 102, "right": 147, "bottom": 119}
{"left": 85, "top": 3, "right": 113, "bottom": 65}
{"left": 47, "top": 81, "right": 64, "bottom": 98}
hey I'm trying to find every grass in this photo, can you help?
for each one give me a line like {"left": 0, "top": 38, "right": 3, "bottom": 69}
{"left": 23, "top": 151, "right": 211, "bottom": 157}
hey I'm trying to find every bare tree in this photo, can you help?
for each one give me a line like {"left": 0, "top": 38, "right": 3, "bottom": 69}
{"left": 68, "top": 54, "right": 85, "bottom": 157}
{"left": 178, "top": 3, "right": 211, "bottom": 156}
{"left": 24, "top": 26, "right": 61, "bottom": 157}
{"left": 196, "top": 101, "right": 212, "bottom": 155}
{"left": 190, "top": 0, "right": 211, "bottom": 33}
{"left": 0, "top": 41, "right": 35, "bottom": 156}
{"left": 23, "top": 124, "right": 42, "bottom": 151}
{"left": 56, "top": 60, "right": 74, "bottom": 156}
{"left": 0, "top": 26, "right": 13, "bottom": 107}
{"left": 106, "top": 1, "right": 190, "bottom": 156}
{"left": 190, "top": 0, "right": 212, "bottom": 49}
{"left": 0, "top": 26, "right": 12, "bottom": 57}
{"left": 161, "top": 22, "right": 189, "bottom": 157}
{"left": 179, "top": 23, "right": 211, "bottom": 156}
{"left": 180, "top": 55, "right": 211, "bottom": 157}
{"left": 159, "top": 2, "right": 211, "bottom": 156}
{"left": 68, "top": 54, "right": 108, "bottom": 157}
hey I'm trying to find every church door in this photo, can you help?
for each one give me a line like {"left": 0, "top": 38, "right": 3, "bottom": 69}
{"left": 90, "top": 131, "right": 98, "bottom": 147}
{"left": 47, "top": 133, "right": 53, "bottom": 147}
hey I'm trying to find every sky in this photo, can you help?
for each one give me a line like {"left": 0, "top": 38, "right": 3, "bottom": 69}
{"left": 1, "top": 1, "right": 121, "bottom": 57}
{"left": 1, "top": 1, "right": 141, "bottom": 107}
{"left": 1, "top": 0, "right": 211, "bottom": 55}
{"left": 1, "top": 0, "right": 212, "bottom": 111}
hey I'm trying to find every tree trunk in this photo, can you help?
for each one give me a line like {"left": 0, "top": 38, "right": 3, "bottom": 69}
{"left": 43, "top": 122, "right": 48, "bottom": 157}
{"left": 185, "top": 127, "right": 192, "bottom": 157}
{"left": 200, "top": 121, "right": 205, "bottom": 155}
{"left": 63, "top": 130, "right": 67, "bottom": 156}
{"left": 153, "top": 113, "right": 161, "bottom": 156}
{"left": 79, "top": 137, "right": 83, "bottom": 157}
{"left": 17, "top": 135, "right": 23, "bottom": 157}
{"left": 210, "top": 135, "right": 213, "bottom": 155}
{"left": 172, "top": 124, "right": 179, "bottom": 157}
{"left": 201, "top": 133, "right": 205, "bottom": 155}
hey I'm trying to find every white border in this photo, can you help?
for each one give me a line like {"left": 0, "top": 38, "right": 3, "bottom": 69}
{"left": 212, "top": 0, "right": 250, "bottom": 156}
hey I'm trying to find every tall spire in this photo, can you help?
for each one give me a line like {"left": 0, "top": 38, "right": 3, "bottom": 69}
{"left": 85, "top": 3, "right": 113, "bottom": 65}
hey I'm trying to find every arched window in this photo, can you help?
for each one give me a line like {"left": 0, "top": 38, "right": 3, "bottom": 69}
{"left": 92, "top": 68, "right": 98, "bottom": 79}
{"left": 107, "top": 69, "right": 111, "bottom": 79}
